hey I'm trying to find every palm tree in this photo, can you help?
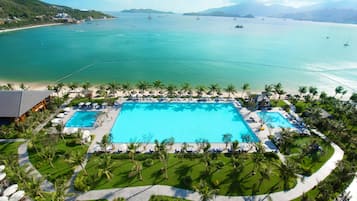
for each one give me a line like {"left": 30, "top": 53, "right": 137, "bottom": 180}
{"left": 241, "top": 83, "right": 250, "bottom": 97}
{"left": 194, "top": 180, "right": 217, "bottom": 201}
{"left": 231, "top": 140, "right": 239, "bottom": 157}
{"left": 276, "top": 160, "right": 297, "bottom": 190}
{"left": 341, "top": 89, "right": 348, "bottom": 99}
{"left": 350, "top": 93, "right": 357, "bottom": 103}
{"left": 137, "top": 81, "right": 150, "bottom": 94}
{"left": 298, "top": 86, "right": 308, "bottom": 99}
{"left": 67, "top": 150, "right": 87, "bottom": 174}
{"left": 68, "top": 82, "right": 78, "bottom": 90}
{"left": 258, "top": 167, "right": 271, "bottom": 190}
{"left": 222, "top": 133, "right": 232, "bottom": 150}
{"left": 51, "top": 180, "right": 67, "bottom": 201}
{"left": 98, "top": 134, "right": 111, "bottom": 152}
{"left": 121, "top": 83, "right": 131, "bottom": 96}
{"left": 308, "top": 86, "right": 318, "bottom": 99}
{"left": 129, "top": 161, "right": 143, "bottom": 181}
{"left": 153, "top": 80, "right": 164, "bottom": 94}
{"left": 196, "top": 85, "right": 206, "bottom": 97}
{"left": 154, "top": 139, "right": 173, "bottom": 179}
{"left": 208, "top": 84, "right": 220, "bottom": 96}
{"left": 127, "top": 143, "right": 139, "bottom": 162}
{"left": 98, "top": 154, "right": 114, "bottom": 180}
{"left": 264, "top": 84, "right": 274, "bottom": 96}
{"left": 6, "top": 83, "right": 13, "bottom": 90}
{"left": 20, "top": 83, "right": 28, "bottom": 90}
{"left": 40, "top": 145, "right": 56, "bottom": 168}
{"left": 225, "top": 84, "right": 237, "bottom": 98}
{"left": 335, "top": 86, "right": 344, "bottom": 97}
{"left": 166, "top": 84, "right": 177, "bottom": 97}
{"left": 181, "top": 83, "right": 192, "bottom": 96}
{"left": 107, "top": 82, "right": 119, "bottom": 97}
{"left": 24, "top": 176, "right": 45, "bottom": 199}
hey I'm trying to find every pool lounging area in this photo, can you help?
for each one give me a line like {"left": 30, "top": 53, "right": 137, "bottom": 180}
{"left": 65, "top": 111, "right": 100, "bottom": 128}
{"left": 258, "top": 111, "right": 295, "bottom": 129}
{"left": 110, "top": 102, "right": 259, "bottom": 143}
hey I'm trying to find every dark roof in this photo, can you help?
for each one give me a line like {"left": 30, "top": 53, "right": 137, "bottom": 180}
{"left": 0, "top": 90, "right": 53, "bottom": 118}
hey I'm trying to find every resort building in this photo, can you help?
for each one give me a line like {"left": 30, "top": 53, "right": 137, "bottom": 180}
{"left": 0, "top": 90, "right": 53, "bottom": 123}
{"left": 255, "top": 92, "right": 271, "bottom": 110}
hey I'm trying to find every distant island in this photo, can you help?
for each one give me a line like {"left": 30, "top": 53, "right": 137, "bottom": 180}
{"left": 184, "top": 12, "right": 254, "bottom": 18}
{"left": 121, "top": 9, "right": 174, "bottom": 14}
{"left": 0, "top": 0, "right": 113, "bottom": 30}
{"left": 186, "top": 1, "right": 357, "bottom": 24}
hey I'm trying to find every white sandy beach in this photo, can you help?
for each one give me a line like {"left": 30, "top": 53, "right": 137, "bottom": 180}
{"left": 0, "top": 23, "right": 62, "bottom": 34}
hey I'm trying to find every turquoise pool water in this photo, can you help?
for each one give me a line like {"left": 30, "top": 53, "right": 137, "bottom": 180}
{"left": 258, "top": 112, "right": 294, "bottom": 128}
{"left": 111, "top": 102, "right": 258, "bottom": 143}
{"left": 65, "top": 111, "right": 100, "bottom": 128}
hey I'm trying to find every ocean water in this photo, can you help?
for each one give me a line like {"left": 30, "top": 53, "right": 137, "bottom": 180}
{"left": 0, "top": 13, "right": 356, "bottom": 94}
{"left": 111, "top": 102, "right": 258, "bottom": 143}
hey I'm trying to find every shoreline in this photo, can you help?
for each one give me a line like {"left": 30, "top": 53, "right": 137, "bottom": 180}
{"left": 0, "top": 23, "right": 63, "bottom": 34}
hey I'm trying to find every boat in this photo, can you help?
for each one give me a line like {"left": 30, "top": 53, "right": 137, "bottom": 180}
{"left": 344, "top": 42, "right": 349, "bottom": 47}
{"left": 233, "top": 17, "right": 237, "bottom": 21}
{"left": 196, "top": 16, "right": 200, "bottom": 20}
{"left": 235, "top": 25, "right": 244, "bottom": 29}
{"left": 148, "top": 15, "right": 152, "bottom": 20}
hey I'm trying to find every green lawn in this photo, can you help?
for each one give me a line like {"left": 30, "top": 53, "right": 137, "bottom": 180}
{"left": 28, "top": 137, "right": 88, "bottom": 182}
{"left": 78, "top": 153, "right": 296, "bottom": 196}
{"left": 271, "top": 100, "right": 288, "bottom": 108}
{"left": 285, "top": 136, "right": 334, "bottom": 175}
{"left": 150, "top": 195, "right": 191, "bottom": 201}
{"left": 0, "top": 142, "right": 22, "bottom": 160}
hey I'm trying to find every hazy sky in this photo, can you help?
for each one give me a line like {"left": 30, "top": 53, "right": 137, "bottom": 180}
{"left": 43, "top": 0, "right": 340, "bottom": 13}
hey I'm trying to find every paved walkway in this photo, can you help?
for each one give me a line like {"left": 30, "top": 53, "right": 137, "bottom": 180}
{"left": 76, "top": 132, "right": 344, "bottom": 201}
{"left": 344, "top": 175, "right": 357, "bottom": 201}
{"left": 17, "top": 141, "right": 55, "bottom": 192}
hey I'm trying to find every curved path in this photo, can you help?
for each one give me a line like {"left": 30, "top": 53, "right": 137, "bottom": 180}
{"left": 76, "top": 135, "right": 344, "bottom": 201}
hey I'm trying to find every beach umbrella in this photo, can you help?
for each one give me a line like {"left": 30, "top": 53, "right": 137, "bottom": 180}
{"left": 0, "top": 172, "right": 6, "bottom": 181}
{"left": 9, "top": 191, "right": 25, "bottom": 201}
{"left": 85, "top": 102, "right": 91, "bottom": 106}
{"left": 0, "top": 165, "right": 5, "bottom": 172}
{"left": 63, "top": 107, "right": 71, "bottom": 112}
{"left": 78, "top": 102, "right": 84, "bottom": 106}
{"left": 56, "top": 113, "right": 65, "bottom": 118}
{"left": 3, "top": 184, "right": 18, "bottom": 197}
{"left": 0, "top": 196, "right": 9, "bottom": 201}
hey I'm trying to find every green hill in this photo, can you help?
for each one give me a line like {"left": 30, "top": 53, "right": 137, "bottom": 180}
{"left": 0, "top": 0, "right": 113, "bottom": 29}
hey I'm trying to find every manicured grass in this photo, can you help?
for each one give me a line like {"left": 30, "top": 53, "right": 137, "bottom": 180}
{"left": 0, "top": 142, "right": 22, "bottom": 160}
{"left": 271, "top": 100, "right": 288, "bottom": 108}
{"left": 150, "top": 195, "right": 191, "bottom": 201}
{"left": 285, "top": 136, "right": 334, "bottom": 175}
{"left": 28, "top": 137, "right": 88, "bottom": 182}
{"left": 79, "top": 153, "right": 296, "bottom": 196}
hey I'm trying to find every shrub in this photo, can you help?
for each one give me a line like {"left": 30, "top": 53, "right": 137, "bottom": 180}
{"left": 181, "top": 175, "right": 193, "bottom": 187}
{"left": 264, "top": 152, "right": 279, "bottom": 160}
{"left": 74, "top": 174, "right": 90, "bottom": 192}
{"left": 216, "top": 161, "right": 225, "bottom": 169}
{"left": 143, "top": 159, "right": 154, "bottom": 167}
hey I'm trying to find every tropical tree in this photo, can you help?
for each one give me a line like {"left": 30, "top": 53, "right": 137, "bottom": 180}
{"left": 309, "top": 86, "right": 318, "bottom": 99}
{"left": 276, "top": 160, "right": 297, "bottom": 190}
{"left": 51, "top": 180, "right": 67, "bottom": 201}
{"left": 127, "top": 142, "right": 140, "bottom": 162}
{"left": 153, "top": 80, "right": 164, "bottom": 94}
{"left": 231, "top": 140, "right": 239, "bottom": 157}
{"left": 194, "top": 180, "right": 217, "bottom": 201}
{"left": 40, "top": 145, "right": 56, "bottom": 168}
{"left": 319, "top": 91, "right": 328, "bottom": 101}
{"left": 20, "top": 83, "right": 28, "bottom": 90}
{"left": 181, "top": 83, "right": 192, "bottom": 96}
{"left": 166, "top": 84, "right": 177, "bottom": 97}
{"left": 6, "top": 83, "right": 13, "bottom": 90}
{"left": 98, "top": 133, "right": 111, "bottom": 152}
{"left": 98, "top": 154, "right": 114, "bottom": 180}
{"left": 350, "top": 93, "right": 357, "bottom": 103}
{"left": 225, "top": 84, "right": 237, "bottom": 98}
{"left": 68, "top": 82, "right": 78, "bottom": 90}
{"left": 264, "top": 84, "right": 274, "bottom": 96}
{"left": 96, "top": 84, "right": 108, "bottom": 98}
{"left": 82, "top": 82, "right": 91, "bottom": 90}
{"left": 196, "top": 85, "right": 206, "bottom": 97}
{"left": 274, "top": 83, "right": 283, "bottom": 97}
{"left": 129, "top": 161, "right": 143, "bottom": 181}
{"left": 23, "top": 176, "right": 45, "bottom": 200}
{"left": 241, "top": 83, "right": 250, "bottom": 97}
{"left": 154, "top": 138, "right": 173, "bottom": 179}
{"left": 341, "top": 89, "right": 348, "bottom": 99}
{"left": 107, "top": 82, "right": 119, "bottom": 97}
{"left": 222, "top": 133, "right": 233, "bottom": 150}
{"left": 137, "top": 81, "right": 150, "bottom": 94}
{"left": 298, "top": 86, "right": 308, "bottom": 99}
{"left": 258, "top": 167, "right": 272, "bottom": 190}
{"left": 208, "top": 83, "right": 220, "bottom": 96}
{"left": 119, "top": 83, "right": 130, "bottom": 96}
{"left": 67, "top": 150, "right": 87, "bottom": 174}
{"left": 335, "top": 86, "right": 344, "bottom": 97}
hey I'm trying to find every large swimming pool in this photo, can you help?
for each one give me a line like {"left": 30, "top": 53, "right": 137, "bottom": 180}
{"left": 111, "top": 102, "right": 258, "bottom": 143}
{"left": 65, "top": 111, "right": 100, "bottom": 128}
{"left": 258, "top": 112, "right": 294, "bottom": 128}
